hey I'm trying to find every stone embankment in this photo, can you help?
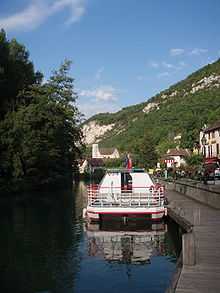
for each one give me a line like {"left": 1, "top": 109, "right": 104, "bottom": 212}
{"left": 163, "top": 179, "right": 220, "bottom": 293}
{"left": 166, "top": 179, "right": 220, "bottom": 209}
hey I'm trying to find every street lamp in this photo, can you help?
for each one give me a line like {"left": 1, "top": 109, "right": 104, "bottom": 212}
{"left": 201, "top": 134, "right": 208, "bottom": 184}
{"left": 201, "top": 134, "right": 207, "bottom": 158}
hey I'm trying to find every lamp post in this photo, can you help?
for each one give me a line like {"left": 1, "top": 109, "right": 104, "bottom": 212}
{"left": 201, "top": 133, "right": 207, "bottom": 184}
{"left": 201, "top": 134, "right": 207, "bottom": 158}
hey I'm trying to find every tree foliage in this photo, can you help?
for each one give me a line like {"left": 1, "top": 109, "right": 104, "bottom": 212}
{"left": 0, "top": 31, "right": 82, "bottom": 193}
{"left": 132, "top": 132, "right": 158, "bottom": 169}
{"left": 0, "top": 29, "right": 42, "bottom": 118}
{"left": 185, "top": 154, "right": 203, "bottom": 167}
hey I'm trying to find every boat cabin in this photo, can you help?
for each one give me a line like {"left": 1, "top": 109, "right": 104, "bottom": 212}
{"left": 99, "top": 169, "right": 154, "bottom": 194}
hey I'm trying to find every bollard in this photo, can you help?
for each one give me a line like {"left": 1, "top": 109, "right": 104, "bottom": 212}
{"left": 182, "top": 232, "right": 196, "bottom": 266}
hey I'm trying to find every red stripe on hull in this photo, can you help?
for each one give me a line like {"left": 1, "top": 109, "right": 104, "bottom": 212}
{"left": 100, "top": 215, "right": 163, "bottom": 220}
{"left": 87, "top": 210, "right": 164, "bottom": 215}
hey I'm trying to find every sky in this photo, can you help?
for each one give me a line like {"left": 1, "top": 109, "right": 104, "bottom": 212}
{"left": 1, "top": 0, "right": 220, "bottom": 118}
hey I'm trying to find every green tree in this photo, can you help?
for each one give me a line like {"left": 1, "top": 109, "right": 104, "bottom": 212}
{"left": 0, "top": 29, "right": 42, "bottom": 118}
{"left": 133, "top": 132, "right": 158, "bottom": 169}
{"left": 0, "top": 60, "right": 82, "bottom": 192}
{"left": 156, "top": 139, "right": 177, "bottom": 157}
{"left": 185, "top": 154, "right": 203, "bottom": 167}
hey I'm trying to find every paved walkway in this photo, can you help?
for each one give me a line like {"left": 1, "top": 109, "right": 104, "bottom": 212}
{"left": 167, "top": 188, "right": 220, "bottom": 293}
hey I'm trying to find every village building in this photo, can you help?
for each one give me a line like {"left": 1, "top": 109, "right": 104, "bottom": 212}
{"left": 199, "top": 121, "right": 220, "bottom": 159}
{"left": 162, "top": 148, "right": 191, "bottom": 168}
{"left": 173, "top": 134, "right": 182, "bottom": 145}
{"left": 92, "top": 144, "right": 120, "bottom": 159}
{"left": 78, "top": 144, "right": 119, "bottom": 174}
{"left": 78, "top": 158, "right": 104, "bottom": 174}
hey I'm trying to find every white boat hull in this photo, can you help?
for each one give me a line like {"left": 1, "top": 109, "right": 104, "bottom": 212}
{"left": 85, "top": 169, "right": 167, "bottom": 223}
{"left": 86, "top": 206, "right": 166, "bottom": 222}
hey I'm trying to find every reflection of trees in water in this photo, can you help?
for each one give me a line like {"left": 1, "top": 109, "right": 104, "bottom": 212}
{"left": 0, "top": 190, "right": 82, "bottom": 293}
{"left": 74, "top": 181, "right": 88, "bottom": 218}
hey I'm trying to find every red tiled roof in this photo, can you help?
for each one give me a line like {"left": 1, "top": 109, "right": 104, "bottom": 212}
{"left": 166, "top": 148, "right": 191, "bottom": 157}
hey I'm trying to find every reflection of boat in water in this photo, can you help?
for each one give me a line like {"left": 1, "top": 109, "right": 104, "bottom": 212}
{"left": 85, "top": 222, "right": 167, "bottom": 265}
{"left": 84, "top": 168, "right": 167, "bottom": 222}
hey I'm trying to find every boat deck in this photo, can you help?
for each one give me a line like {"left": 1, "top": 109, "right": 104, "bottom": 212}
{"left": 85, "top": 171, "right": 166, "bottom": 221}
{"left": 87, "top": 188, "right": 165, "bottom": 208}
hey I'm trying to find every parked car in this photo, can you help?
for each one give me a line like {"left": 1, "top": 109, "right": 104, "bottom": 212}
{"left": 214, "top": 165, "right": 220, "bottom": 179}
{"left": 203, "top": 161, "right": 220, "bottom": 181}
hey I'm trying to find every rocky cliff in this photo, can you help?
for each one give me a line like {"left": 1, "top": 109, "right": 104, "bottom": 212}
{"left": 82, "top": 59, "right": 220, "bottom": 154}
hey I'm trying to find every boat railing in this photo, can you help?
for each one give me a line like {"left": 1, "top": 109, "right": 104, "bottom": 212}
{"left": 89, "top": 167, "right": 145, "bottom": 173}
{"left": 87, "top": 186, "right": 165, "bottom": 208}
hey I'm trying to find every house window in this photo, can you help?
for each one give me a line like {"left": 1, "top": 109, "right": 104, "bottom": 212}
{"left": 212, "top": 131, "right": 215, "bottom": 139}
{"left": 208, "top": 133, "right": 210, "bottom": 140}
{"left": 217, "top": 144, "right": 220, "bottom": 155}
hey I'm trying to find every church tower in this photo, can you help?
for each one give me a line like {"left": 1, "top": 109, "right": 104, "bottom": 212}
{"left": 92, "top": 144, "right": 100, "bottom": 158}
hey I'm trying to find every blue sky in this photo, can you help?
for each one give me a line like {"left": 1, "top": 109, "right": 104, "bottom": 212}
{"left": 1, "top": 0, "right": 220, "bottom": 118}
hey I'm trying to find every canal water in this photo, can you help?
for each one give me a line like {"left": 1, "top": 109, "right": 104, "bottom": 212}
{"left": 0, "top": 181, "right": 181, "bottom": 293}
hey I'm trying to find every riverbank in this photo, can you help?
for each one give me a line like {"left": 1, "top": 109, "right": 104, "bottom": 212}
{"left": 163, "top": 180, "right": 220, "bottom": 292}
{"left": 162, "top": 178, "right": 220, "bottom": 209}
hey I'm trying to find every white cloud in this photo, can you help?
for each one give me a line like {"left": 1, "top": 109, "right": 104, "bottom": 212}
{"left": 149, "top": 60, "right": 186, "bottom": 73}
{"left": 178, "top": 61, "right": 186, "bottom": 67}
{"left": 157, "top": 72, "right": 170, "bottom": 78}
{"left": 170, "top": 48, "right": 185, "bottom": 56}
{"left": 162, "top": 61, "right": 186, "bottom": 71}
{"left": 79, "top": 85, "right": 118, "bottom": 102}
{"left": 189, "top": 48, "right": 208, "bottom": 56}
{"left": 149, "top": 61, "right": 159, "bottom": 68}
{"left": 162, "top": 61, "right": 176, "bottom": 69}
{"left": 78, "top": 102, "right": 119, "bottom": 118}
{"left": 0, "top": 0, "right": 86, "bottom": 32}
{"left": 0, "top": 2, "right": 46, "bottom": 31}
{"left": 78, "top": 85, "right": 121, "bottom": 117}
{"left": 95, "top": 67, "right": 104, "bottom": 80}
{"left": 52, "top": 0, "right": 86, "bottom": 25}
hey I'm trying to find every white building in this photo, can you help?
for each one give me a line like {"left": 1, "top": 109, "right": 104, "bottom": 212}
{"left": 174, "top": 134, "right": 182, "bottom": 145}
{"left": 163, "top": 148, "right": 191, "bottom": 168}
{"left": 199, "top": 121, "right": 220, "bottom": 159}
{"left": 92, "top": 144, "right": 120, "bottom": 159}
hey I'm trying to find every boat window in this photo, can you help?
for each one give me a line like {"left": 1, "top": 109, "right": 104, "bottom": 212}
{"left": 121, "top": 172, "right": 132, "bottom": 193}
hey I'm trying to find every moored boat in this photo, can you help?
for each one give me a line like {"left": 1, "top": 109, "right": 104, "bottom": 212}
{"left": 83, "top": 168, "right": 167, "bottom": 222}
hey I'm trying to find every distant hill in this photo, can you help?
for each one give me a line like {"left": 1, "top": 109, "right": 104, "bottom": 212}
{"left": 82, "top": 59, "right": 220, "bottom": 157}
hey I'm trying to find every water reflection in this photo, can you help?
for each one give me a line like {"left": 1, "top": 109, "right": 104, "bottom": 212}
{"left": 86, "top": 222, "right": 167, "bottom": 265}
{"left": 0, "top": 182, "right": 181, "bottom": 293}
{"left": 0, "top": 191, "right": 82, "bottom": 293}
